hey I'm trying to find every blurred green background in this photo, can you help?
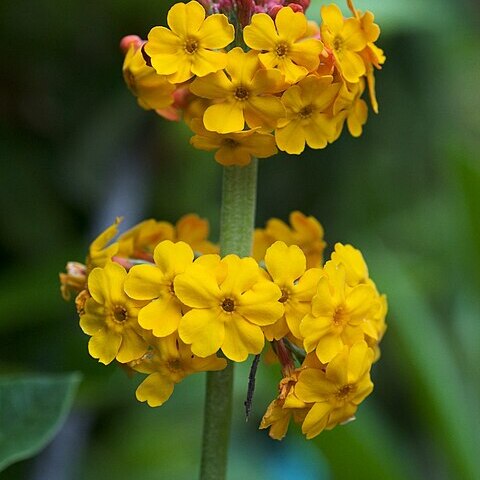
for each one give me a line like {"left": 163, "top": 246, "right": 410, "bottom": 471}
{"left": 1, "top": 0, "right": 479, "bottom": 478}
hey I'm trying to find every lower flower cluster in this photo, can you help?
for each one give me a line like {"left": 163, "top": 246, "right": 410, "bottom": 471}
{"left": 60, "top": 211, "right": 386, "bottom": 439}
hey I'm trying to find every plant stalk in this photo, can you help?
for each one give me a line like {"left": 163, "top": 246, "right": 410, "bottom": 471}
{"left": 199, "top": 159, "right": 258, "bottom": 480}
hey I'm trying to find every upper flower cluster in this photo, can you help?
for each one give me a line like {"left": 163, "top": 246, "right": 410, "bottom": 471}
{"left": 61, "top": 211, "right": 387, "bottom": 439}
{"left": 121, "top": 0, "right": 385, "bottom": 164}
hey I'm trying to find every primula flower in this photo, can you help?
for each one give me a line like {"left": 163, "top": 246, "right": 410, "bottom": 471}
{"left": 190, "top": 119, "right": 278, "bottom": 166}
{"left": 80, "top": 262, "right": 148, "bottom": 365}
{"left": 300, "top": 260, "right": 379, "bottom": 363}
{"left": 175, "top": 213, "right": 218, "bottom": 254}
{"left": 295, "top": 341, "right": 374, "bottom": 438}
{"left": 124, "top": 241, "right": 194, "bottom": 338}
{"left": 243, "top": 7, "right": 324, "bottom": 84}
{"left": 190, "top": 48, "right": 286, "bottom": 134}
{"left": 320, "top": 4, "right": 367, "bottom": 83}
{"left": 122, "top": 41, "right": 176, "bottom": 111}
{"left": 260, "top": 368, "right": 310, "bottom": 440}
{"left": 330, "top": 242, "right": 369, "bottom": 286}
{"left": 144, "top": 1, "right": 234, "bottom": 84}
{"left": 333, "top": 80, "right": 368, "bottom": 139}
{"left": 253, "top": 211, "right": 326, "bottom": 268}
{"left": 275, "top": 75, "right": 340, "bottom": 154}
{"left": 263, "top": 241, "right": 322, "bottom": 340}
{"left": 175, "top": 254, "right": 283, "bottom": 361}
{"left": 87, "top": 218, "right": 121, "bottom": 271}
{"left": 131, "top": 333, "right": 226, "bottom": 407}
{"left": 346, "top": 0, "right": 385, "bottom": 113}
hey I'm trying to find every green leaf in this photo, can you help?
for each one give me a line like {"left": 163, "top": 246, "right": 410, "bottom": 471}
{"left": 0, "top": 373, "right": 82, "bottom": 472}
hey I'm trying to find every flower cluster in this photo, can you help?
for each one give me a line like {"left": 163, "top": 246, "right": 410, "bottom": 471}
{"left": 61, "top": 211, "right": 386, "bottom": 438}
{"left": 121, "top": 0, "right": 385, "bottom": 164}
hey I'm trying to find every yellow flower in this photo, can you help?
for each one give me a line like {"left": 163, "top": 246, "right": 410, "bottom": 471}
{"left": 131, "top": 333, "right": 226, "bottom": 407}
{"left": 253, "top": 211, "right": 326, "bottom": 268}
{"left": 333, "top": 80, "right": 368, "bottom": 138}
{"left": 190, "top": 119, "right": 278, "bottom": 166}
{"left": 117, "top": 219, "right": 175, "bottom": 259}
{"left": 87, "top": 218, "right": 121, "bottom": 271}
{"left": 244, "top": 7, "right": 324, "bottom": 84}
{"left": 175, "top": 254, "right": 283, "bottom": 361}
{"left": 80, "top": 262, "right": 148, "bottom": 365}
{"left": 124, "top": 241, "right": 194, "bottom": 338}
{"left": 190, "top": 48, "right": 286, "bottom": 134}
{"left": 260, "top": 368, "right": 310, "bottom": 440}
{"left": 122, "top": 41, "right": 176, "bottom": 111}
{"left": 175, "top": 213, "right": 218, "bottom": 254}
{"left": 275, "top": 75, "right": 340, "bottom": 154}
{"left": 320, "top": 4, "right": 367, "bottom": 83}
{"left": 144, "top": 1, "right": 234, "bottom": 84}
{"left": 295, "top": 342, "right": 374, "bottom": 438}
{"left": 263, "top": 241, "right": 322, "bottom": 340}
{"left": 347, "top": 0, "right": 386, "bottom": 113}
{"left": 300, "top": 260, "right": 379, "bottom": 363}
{"left": 330, "top": 242, "right": 369, "bottom": 286}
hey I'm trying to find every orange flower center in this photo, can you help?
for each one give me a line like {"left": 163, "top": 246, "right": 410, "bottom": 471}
{"left": 167, "top": 358, "right": 182, "bottom": 373}
{"left": 113, "top": 305, "right": 128, "bottom": 323}
{"left": 333, "top": 307, "right": 347, "bottom": 326}
{"left": 275, "top": 42, "right": 289, "bottom": 58}
{"left": 332, "top": 35, "right": 344, "bottom": 53}
{"left": 222, "top": 298, "right": 235, "bottom": 312}
{"left": 222, "top": 138, "right": 240, "bottom": 149}
{"left": 299, "top": 105, "right": 314, "bottom": 119}
{"left": 184, "top": 38, "right": 199, "bottom": 54}
{"left": 336, "top": 384, "right": 355, "bottom": 399}
{"left": 234, "top": 86, "right": 249, "bottom": 101}
{"left": 279, "top": 288, "right": 289, "bottom": 303}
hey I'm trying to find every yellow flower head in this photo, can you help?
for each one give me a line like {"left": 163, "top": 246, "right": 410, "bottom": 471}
{"left": 275, "top": 75, "right": 340, "bottom": 154}
{"left": 117, "top": 219, "right": 175, "bottom": 259}
{"left": 263, "top": 241, "right": 322, "bottom": 340}
{"left": 122, "top": 40, "right": 176, "bottom": 111}
{"left": 190, "top": 119, "right": 278, "bottom": 166}
{"left": 320, "top": 4, "right": 367, "bottom": 83}
{"left": 80, "top": 262, "right": 148, "bottom": 365}
{"left": 253, "top": 211, "right": 326, "bottom": 268}
{"left": 190, "top": 47, "right": 286, "bottom": 134}
{"left": 175, "top": 213, "right": 218, "bottom": 254}
{"left": 175, "top": 254, "right": 283, "bottom": 361}
{"left": 131, "top": 333, "right": 226, "bottom": 407}
{"left": 124, "top": 241, "right": 194, "bottom": 338}
{"left": 295, "top": 342, "right": 374, "bottom": 438}
{"left": 330, "top": 242, "right": 369, "bottom": 286}
{"left": 300, "top": 260, "right": 379, "bottom": 363}
{"left": 333, "top": 79, "right": 368, "bottom": 138}
{"left": 244, "top": 7, "right": 324, "bottom": 84}
{"left": 87, "top": 218, "right": 121, "bottom": 271}
{"left": 260, "top": 368, "right": 310, "bottom": 440}
{"left": 145, "top": 1, "right": 234, "bottom": 84}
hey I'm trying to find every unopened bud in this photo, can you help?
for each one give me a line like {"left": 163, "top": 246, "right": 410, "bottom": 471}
{"left": 119, "top": 35, "right": 143, "bottom": 54}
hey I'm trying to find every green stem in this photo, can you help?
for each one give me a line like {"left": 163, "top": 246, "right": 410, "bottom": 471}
{"left": 200, "top": 159, "right": 258, "bottom": 480}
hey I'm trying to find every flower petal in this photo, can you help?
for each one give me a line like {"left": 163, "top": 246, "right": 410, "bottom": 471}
{"left": 88, "top": 328, "right": 122, "bottom": 365}
{"left": 179, "top": 309, "right": 224, "bottom": 357}
{"left": 136, "top": 372, "right": 175, "bottom": 407}
{"left": 138, "top": 296, "right": 182, "bottom": 337}
{"left": 221, "top": 315, "right": 264, "bottom": 361}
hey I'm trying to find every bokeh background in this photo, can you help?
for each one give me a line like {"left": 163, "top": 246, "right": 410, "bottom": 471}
{"left": 1, "top": 0, "right": 479, "bottom": 478}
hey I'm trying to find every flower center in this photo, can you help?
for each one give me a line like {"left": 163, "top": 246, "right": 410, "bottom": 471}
{"left": 167, "top": 359, "right": 182, "bottom": 373}
{"left": 234, "top": 86, "right": 249, "bottom": 101}
{"left": 222, "top": 138, "right": 240, "bottom": 149}
{"left": 275, "top": 42, "right": 289, "bottom": 58}
{"left": 299, "top": 105, "right": 314, "bottom": 119}
{"left": 222, "top": 298, "right": 235, "bottom": 312}
{"left": 184, "top": 38, "right": 199, "bottom": 54}
{"left": 336, "top": 384, "right": 355, "bottom": 399}
{"left": 332, "top": 35, "right": 344, "bottom": 53}
{"left": 113, "top": 305, "right": 128, "bottom": 323}
{"left": 333, "top": 307, "right": 347, "bottom": 326}
{"left": 279, "top": 288, "right": 289, "bottom": 303}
